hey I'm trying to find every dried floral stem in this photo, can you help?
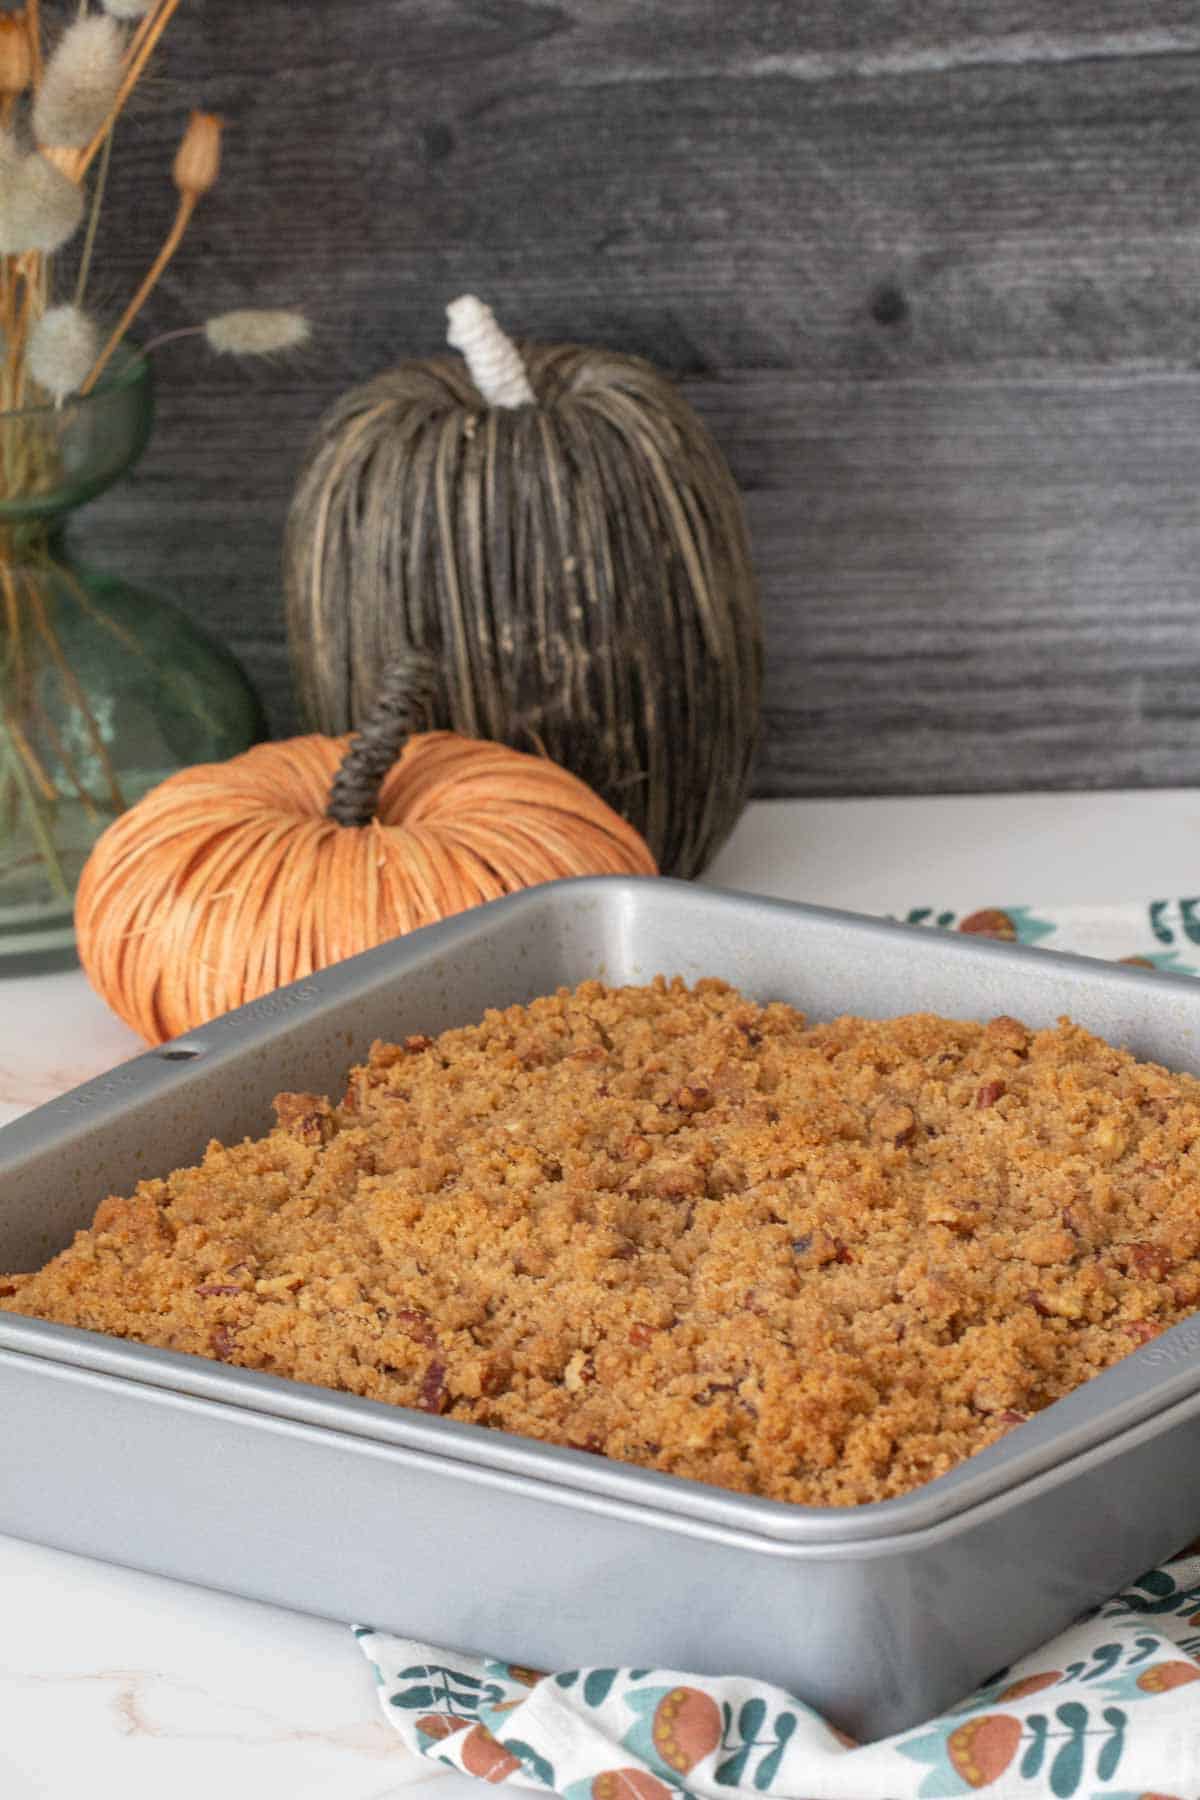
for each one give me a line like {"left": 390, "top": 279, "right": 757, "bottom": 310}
{"left": 1, "top": 723, "right": 70, "bottom": 900}
{"left": 139, "top": 323, "right": 201, "bottom": 354}
{"left": 26, "top": 0, "right": 41, "bottom": 86}
{"left": 75, "top": 0, "right": 180, "bottom": 180}
{"left": 12, "top": 259, "right": 38, "bottom": 409}
{"left": 28, "top": 694, "right": 102, "bottom": 822}
{"left": 124, "top": 0, "right": 164, "bottom": 67}
{"left": 81, "top": 189, "right": 195, "bottom": 393}
{"left": 74, "top": 120, "right": 113, "bottom": 307}
{"left": 5, "top": 712, "right": 55, "bottom": 801}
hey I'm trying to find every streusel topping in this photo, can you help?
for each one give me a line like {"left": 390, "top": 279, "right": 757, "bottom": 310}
{"left": 4, "top": 978, "right": 1198, "bottom": 1505}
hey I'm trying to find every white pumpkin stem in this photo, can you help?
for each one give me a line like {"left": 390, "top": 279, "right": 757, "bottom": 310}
{"left": 446, "top": 294, "right": 535, "bottom": 409}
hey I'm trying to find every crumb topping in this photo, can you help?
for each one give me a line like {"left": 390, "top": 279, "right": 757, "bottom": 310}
{"left": 5, "top": 977, "right": 1200, "bottom": 1506}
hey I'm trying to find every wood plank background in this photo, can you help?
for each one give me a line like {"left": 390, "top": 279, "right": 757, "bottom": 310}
{"left": 68, "top": 0, "right": 1200, "bottom": 794}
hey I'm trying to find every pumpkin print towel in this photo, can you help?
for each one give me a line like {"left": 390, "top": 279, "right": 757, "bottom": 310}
{"left": 356, "top": 1551, "right": 1200, "bottom": 1798}
{"left": 352, "top": 896, "right": 1200, "bottom": 1797}
{"left": 899, "top": 896, "right": 1200, "bottom": 974}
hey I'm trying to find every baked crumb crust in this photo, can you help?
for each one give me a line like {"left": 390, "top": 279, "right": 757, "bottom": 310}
{"left": 4, "top": 977, "right": 1199, "bottom": 1506}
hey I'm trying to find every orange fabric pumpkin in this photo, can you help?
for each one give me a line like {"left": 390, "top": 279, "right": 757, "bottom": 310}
{"left": 75, "top": 728, "right": 656, "bottom": 1045}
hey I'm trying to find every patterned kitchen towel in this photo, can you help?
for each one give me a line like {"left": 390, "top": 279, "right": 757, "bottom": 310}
{"left": 900, "top": 896, "right": 1200, "bottom": 974}
{"left": 356, "top": 895, "right": 1200, "bottom": 1798}
{"left": 356, "top": 1552, "right": 1200, "bottom": 1798}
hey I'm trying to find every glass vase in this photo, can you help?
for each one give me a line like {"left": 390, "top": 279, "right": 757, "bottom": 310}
{"left": 0, "top": 352, "right": 264, "bottom": 972}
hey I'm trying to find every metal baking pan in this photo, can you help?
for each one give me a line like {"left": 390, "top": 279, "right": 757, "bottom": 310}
{"left": 5, "top": 875, "right": 1200, "bottom": 1742}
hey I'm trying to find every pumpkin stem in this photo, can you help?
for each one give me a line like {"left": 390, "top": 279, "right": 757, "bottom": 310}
{"left": 446, "top": 294, "right": 535, "bottom": 409}
{"left": 327, "top": 651, "right": 439, "bottom": 826}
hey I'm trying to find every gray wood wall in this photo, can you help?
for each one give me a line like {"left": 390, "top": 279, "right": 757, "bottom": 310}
{"left": 72, "top": 1, "right": 1200, "bottom": 795}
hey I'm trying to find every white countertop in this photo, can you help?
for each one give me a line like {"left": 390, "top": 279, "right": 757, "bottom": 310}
{"left": 3, "top": 787, "right": 1198, "bottom": 1797}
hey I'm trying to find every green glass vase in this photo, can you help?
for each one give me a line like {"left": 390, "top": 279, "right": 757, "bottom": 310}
{"left": 0, "top": 352, "right": 264, "bottom": 972}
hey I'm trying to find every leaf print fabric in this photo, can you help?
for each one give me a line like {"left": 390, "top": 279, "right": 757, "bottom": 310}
{"left": 357, "top": 900, "right": 1200, "bottom": 1798}
{"left": 900, "top": 899, "right": 1200, "bottom": 973}
{"left": 356, "top": 1552, "right": 1200, "bottom": 1799}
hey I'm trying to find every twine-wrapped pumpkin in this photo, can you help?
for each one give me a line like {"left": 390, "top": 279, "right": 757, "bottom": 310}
{"left": 75, "top": 658, "right": 656, "bottom": 1044}
{"left": 285, "top": 296, "right": 761, "bottom": 879}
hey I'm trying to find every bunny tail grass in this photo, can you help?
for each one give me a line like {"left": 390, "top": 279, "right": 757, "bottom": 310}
{"left": 27, "top": 304, "right": 100, "bottom": 399}
{"left": 33, "top": 14, "right": 124, "bottom": 148}
{"left": 204, "top": 308, "right": 310, "bottom": 357}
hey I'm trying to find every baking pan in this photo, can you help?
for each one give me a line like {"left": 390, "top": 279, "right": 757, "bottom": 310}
{"left": 5, "top": 875, "right": 1200, "bottom": 1742}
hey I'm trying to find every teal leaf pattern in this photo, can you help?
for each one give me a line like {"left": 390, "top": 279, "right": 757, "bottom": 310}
{"left": 389, "top": 1685, "right": 439, "bottom": 1710}
{"left": 752, "top": 1712, "right": 796, "bottom": 1790}
{"left": 502, "top": 1738, "right": 557, "bottom": 1788}
{"left": 1048, "top": 1702, "right": 1087, "bottom": 1796}
{"left": 584, "top": 1670, "right": 619, "bottom": 1708}
{"left": 1021, "top": 1714, "right": 1049, "bottom": 1778}
{"left": 1095, "top": 1707, "right": 1126, "bottom": 1782}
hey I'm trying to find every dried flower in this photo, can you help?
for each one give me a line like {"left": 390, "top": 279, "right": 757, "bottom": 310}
{"left": 0, "top": 151, "right": 85, "bottom": 254}
{"left": 0, "top": 11, "right": 33, "bottom": 98}
{"left": 27, "top": 305, "right": 100, "bottom": 400}
{"left": 83, "top": 112, "right": 221, "bottom": 395}
{"left": 204, "top": 309, "right": 311, "bottom": 357}
{"left": 103, "top": 0, "right": 157, "bottom": 16}
{"left": 173, "top": 110, "right": 222, "bottom": 198}
{"left": 33, "top": 16, "right": 125, "bottom": 149}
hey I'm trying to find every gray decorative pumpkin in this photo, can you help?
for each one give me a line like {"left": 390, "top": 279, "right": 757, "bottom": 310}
{"left": 284, "top": 297, "right": 761, "bottom": 877}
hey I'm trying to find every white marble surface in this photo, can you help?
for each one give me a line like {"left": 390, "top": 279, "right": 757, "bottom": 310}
{"left": 2, "top": 787, "right": 1198, "bottom": 1796}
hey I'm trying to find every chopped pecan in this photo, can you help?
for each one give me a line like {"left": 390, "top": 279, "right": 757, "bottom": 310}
{"left": 672, "top": 1084, "right": 712, "bottom": 1113}
{"left": 255, "top": 1272, "right": 303, "bottom": 1297}
{"left": 417, "top": 1359, "right": 448, "bottom": 1414}
{"left": 629, "top": 1321, "right": 654, "bottom": 1347}
{"left": 1119, "top": 1242, "right": 1174, "bottom": 1280}
{"left": 479, "top": 1356, "right": 511, "bottom": 1397}
{"left": 925, "top": 1198, "right": 976, "bottom": 1233}
{"left": 272, "top": 1092, "right": 335, "bottom": 1146}
{"left": 395, "top": 1308, "right": 437, "bottom": 1346}
{"left": 1123, "top": 1320, "right": 1160, "bottom": 1344}
{"left": 976, "top": 1081, "right": 1006, "bottom": 1109}
{"left": 567, "top": 1434, "right": 605, "bottom": 1455}
{"left": 194, "top": 1283, "right": 243, "bottom": 1297}
{"left": 563, "top": 1350, "right": 596, "bottom": 1391}
{"left": 404, "top": 1035, "right": 434, "bottom": 1054}
{"left": 210, "top": 1325, "right": 237, "bottom": 1361}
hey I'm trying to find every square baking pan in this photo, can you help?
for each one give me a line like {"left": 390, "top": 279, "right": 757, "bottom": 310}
{"left": 5, "top": 875, "right": 1200, "bottom": 1742}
